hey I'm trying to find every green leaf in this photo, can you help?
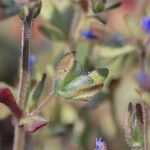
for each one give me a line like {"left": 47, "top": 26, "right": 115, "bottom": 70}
{"left": 96, "top": 45, "right": 135, "bottom": 59}
{"left": 63, "top": 60, "right": 83, "bottom": 88}
{"left": 124, "top": 15, "right": 141, "bottom": 38}
{"left": 88, "top": 68, "right": 109, "bottom": 82}
{"left": 53, "top": 78, "right": 64, "bottom": 94}
{"left": 41, "top": 3, "right": 74, "bottom": 41}
{"left": 50, "top": 4, "right": 66, "bottom": 33}
{"left": 0, "top": 0, "right": 19, "bottom": 20}
{"left": 75, "top": 43, "right": 91, "bottom": 66}
{"left": 56, "top": 52, "right": 76, "bottom": 81}
{"left": 54, "top": 52, "right": 76, "bottom": 93}
{"left": 33, "top": 1, "right": 42, "bottom": 18}
{"left": 26, "top": 74, "right": 46, "bottom": 112}
{"left": 54, "top": 52, "right": 108, "bottom": 100}
{"left": 62, "top": 4, "right": 75, "bottom": 35}
{"left": 59, "top": 82, "right": 104, "bottom": 100}
{"left": 105, "top": 1, "right": 122, "bottom": 11}
{"left": 40, "top": 24, "right": 66, "bottom": 41}
{"left": 63, "top": 75, "right": 93, "bottom": 92}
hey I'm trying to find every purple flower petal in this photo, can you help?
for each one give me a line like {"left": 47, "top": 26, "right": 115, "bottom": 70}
{"left": 136, "top": 71, "right": 150, "bottom": 91}
{"left": 141, "top": 16, "right": 150, "bottom": 32}
{"left": 80, "top": 28, "right": 97, "bottom": 39}
{"left": 29, "top": 54, "right": 36, "bottom": 73}
{"left": 96, "top": 137, "right": 102, "bottom": 150}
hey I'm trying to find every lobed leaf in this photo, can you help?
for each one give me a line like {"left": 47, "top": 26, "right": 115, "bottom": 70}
{"left": 63, "top": 75, "right": 93, "bottom": 92}
{"left": 59, "top": 82, "right": 104, "bottom": 100}
{"left": 54, "top": 52, "right": 109, "bottom": 100}
{"left": 56, "top": 51, "right": 76, "bottom": 81}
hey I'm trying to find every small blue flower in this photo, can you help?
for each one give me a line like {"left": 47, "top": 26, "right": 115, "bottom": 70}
{"left": 80, "top": 28, "right": 97, "bottom": 39}
{"left": 29, "top": 54, "right": 36, "bottom": 73}
{"left": 141, "top": 16, "right": 150, "bottom": 32}
{"left": 136, "top": 71, "right": 150, "bottom": 91}
{"left": 136, "top": 71, "right": 149, "bottom": 83}
{"left": 96, "top": 137, "right": 102, "bottom": 150}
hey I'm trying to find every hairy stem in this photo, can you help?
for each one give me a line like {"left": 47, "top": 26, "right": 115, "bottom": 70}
{"left": 143, "top": 102, "right": 147, "bottom": 150}
{"left": 13, "top": 11, "right": 33, "bottom": 150}
{"left": 18, "top": 16, "right": 33, "bottom": 109}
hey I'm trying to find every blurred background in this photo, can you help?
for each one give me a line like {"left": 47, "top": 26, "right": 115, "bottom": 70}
{"left": 0, "top": 0, "right": 150, "bottom": 149}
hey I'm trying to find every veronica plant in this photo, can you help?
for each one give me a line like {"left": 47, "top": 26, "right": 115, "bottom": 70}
{"left": 2, "top": 0, "right": 147, "bottom": 150}
{"left": 0, "top": 1, "right": 109, "bottom": 150}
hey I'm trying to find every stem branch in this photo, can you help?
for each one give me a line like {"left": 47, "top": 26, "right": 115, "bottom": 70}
{"left": 13, "top": 11, "right": 33, "bottom": 150}
{"left": 29, "top": 91, "right": 55, "bottom": 116}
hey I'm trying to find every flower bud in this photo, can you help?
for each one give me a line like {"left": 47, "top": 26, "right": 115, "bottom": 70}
{"left": 91, "top": 0, "right": 106, "bottom": 13}
{"left": 125, "top": 103, "right": 144, "bottom": 149}
{"left": 19, "top": 0, "right": 42, "bottom": 21}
